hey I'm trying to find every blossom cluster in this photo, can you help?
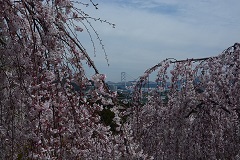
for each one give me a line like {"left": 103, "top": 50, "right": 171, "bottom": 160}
{"left": 0, "top": 0, "right": 147, "bottom": 159}
{"left": 131, "top": 43, "right": 240, "bottom": 159}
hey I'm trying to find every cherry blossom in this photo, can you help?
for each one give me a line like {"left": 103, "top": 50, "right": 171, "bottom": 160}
{"left": 0, "top": 0, "right": 146, "bottom": 159}
{"left": 131, "top": 43, "right": 240, "bottom": 159}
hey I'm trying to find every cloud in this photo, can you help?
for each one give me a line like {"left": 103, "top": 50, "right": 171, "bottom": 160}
{"left": 78, "top": 0, "right": 240, "bottom": 82}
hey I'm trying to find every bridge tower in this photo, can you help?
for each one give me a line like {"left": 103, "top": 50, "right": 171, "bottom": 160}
{"left": 121, "top": 72, "right": 126, "bottom": 88}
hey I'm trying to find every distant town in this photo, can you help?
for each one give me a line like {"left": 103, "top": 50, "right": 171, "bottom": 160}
{"left": 106, "top": 81, "right": 160, "bottom": 92}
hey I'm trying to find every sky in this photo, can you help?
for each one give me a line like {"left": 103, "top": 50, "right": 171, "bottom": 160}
{"left": 77, "top": 0, "right": 240, "bottom": 82}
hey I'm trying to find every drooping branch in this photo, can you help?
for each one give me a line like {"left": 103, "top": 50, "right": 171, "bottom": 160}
{"left": 131, "top": 43, "right": 240, "bottom": 159}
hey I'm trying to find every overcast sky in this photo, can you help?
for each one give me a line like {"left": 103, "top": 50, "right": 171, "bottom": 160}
{"left": 78, "top": 0, "right": 240, "bottom": 82}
